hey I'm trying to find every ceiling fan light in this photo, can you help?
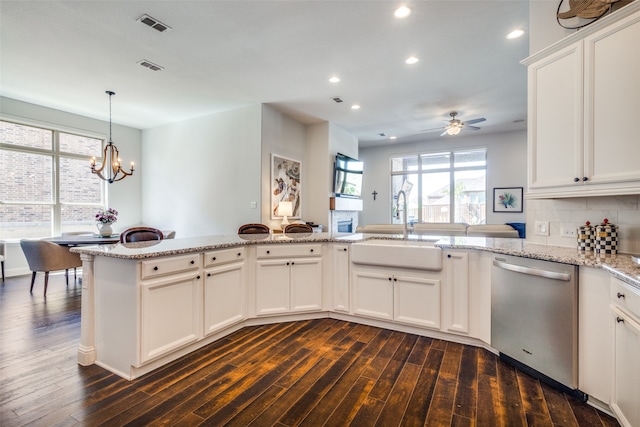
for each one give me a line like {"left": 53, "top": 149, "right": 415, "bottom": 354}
{"left": 447, "top": 126, "right": 461, "bottom": 136}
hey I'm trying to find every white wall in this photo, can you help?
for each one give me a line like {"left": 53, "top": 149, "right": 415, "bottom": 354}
{"left": 358, "top": 130, "right": 527, "bottom": 226}
{"left": 142, "top": 105, "right": 262, "bottom": 237}
{"left": 261, "top": 107, "right": 358, "bottom": 231}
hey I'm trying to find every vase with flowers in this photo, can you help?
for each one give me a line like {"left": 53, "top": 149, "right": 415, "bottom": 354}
{"left": 95, "top": 208, "right": 118, "bottom": 237}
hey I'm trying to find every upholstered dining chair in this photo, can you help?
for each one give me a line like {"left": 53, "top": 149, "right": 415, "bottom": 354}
{"left": 0, "top": 240, "right": 6, "bottom": 282}
{"left": 284, "top": 223, "right": 313, "bottom": 233}
{"left": 238, "top": 223, "right": 271, "bottom": 234}
{"left": 19, "top": 239, "right": 83, "bottom": 295}
{"left": 120, "top": 227, "right": 165, "bottom": 243}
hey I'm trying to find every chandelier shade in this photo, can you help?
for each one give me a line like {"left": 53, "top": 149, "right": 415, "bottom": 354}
{"left": 91, "top": 91, "right": 135, "bottom": 183}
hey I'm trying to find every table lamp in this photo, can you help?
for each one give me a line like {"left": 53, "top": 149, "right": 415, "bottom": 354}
{"left": 278, "top": 201, "right": 293, "bottom": 230}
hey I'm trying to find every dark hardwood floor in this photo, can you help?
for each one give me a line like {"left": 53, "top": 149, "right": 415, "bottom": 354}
{"left": 0, "top": 273, "right": 619, "bottom": 426}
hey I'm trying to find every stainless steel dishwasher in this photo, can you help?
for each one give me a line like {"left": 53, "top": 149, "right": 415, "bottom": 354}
{"left": 491, "top": 254, "right": 584, "bottom": 399}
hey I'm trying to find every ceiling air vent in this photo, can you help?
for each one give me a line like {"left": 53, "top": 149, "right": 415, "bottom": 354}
{"left": 332, "top": 97, "right": 343, "bottom": 103}
{"left": 138, "top": 60, "right": 164, "bottom": 72}
{"left": 137, "top": 14, "right": 171, "bottom": 32}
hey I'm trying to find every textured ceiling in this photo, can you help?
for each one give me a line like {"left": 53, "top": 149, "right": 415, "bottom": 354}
{"left": 0, "top": 1, "right": 530, "bottom": 146}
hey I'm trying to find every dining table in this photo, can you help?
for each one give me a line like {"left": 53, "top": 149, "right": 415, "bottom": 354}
{"left": 45, "top": 234, "right": 120, "bottom": 246}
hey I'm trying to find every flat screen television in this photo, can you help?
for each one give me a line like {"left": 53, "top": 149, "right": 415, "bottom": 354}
{"left": 333, "top": 153, "right": 363, "bottom": 198}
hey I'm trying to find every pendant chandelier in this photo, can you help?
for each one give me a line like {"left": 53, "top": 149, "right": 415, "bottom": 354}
{"left": 90, "top": 91, "right": 135, "bottom": 183}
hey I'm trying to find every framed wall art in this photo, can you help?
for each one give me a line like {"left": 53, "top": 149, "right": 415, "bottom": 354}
{"left": 271, "top": 154, "right": 301, "bottom": 219}
{"left": 493, "top": 187, "right": 523, "bottom": 213}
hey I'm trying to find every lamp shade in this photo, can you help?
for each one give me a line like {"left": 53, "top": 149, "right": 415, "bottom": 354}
{"left": 278, "top": 201, "right": 293, "bottom": 217}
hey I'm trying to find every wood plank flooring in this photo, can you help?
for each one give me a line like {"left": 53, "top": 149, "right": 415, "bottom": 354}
{"left": 0, "top": 273, "right": 620, "bottom": 426}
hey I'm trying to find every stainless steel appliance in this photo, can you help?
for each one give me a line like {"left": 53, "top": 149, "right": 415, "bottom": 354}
{"left": 491, "top": 254, "right": 583, "bottom": 398}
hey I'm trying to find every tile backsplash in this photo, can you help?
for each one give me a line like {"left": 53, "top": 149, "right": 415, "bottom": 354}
{"left": 526, "top": 195, "right": 640, "bottom": 254}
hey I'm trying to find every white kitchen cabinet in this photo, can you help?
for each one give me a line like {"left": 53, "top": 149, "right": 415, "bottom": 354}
{"left": 394, "top": 272, "right": 440, "bottom": 329}
{"left": 442, "top": 250, "right": 469, "bottom": 335}
{"left": 140, "top": 271, "right": 202, "bottom": 363}
{"left": 352, "top": 265, "right": 440, "bottom": 329}
{"left": 524, "top": 4, "right": 640, "bottom": 198}
{"left": 203, "top": 248, "right": 245, "bottom": 336}
{"left": 255, "top": 244, "right": 323, "bottom": 316}
{"left": 331, "top": 244, "right": 350, "bottom": 313}
{"left": 610, "top": 278, "right": 640, "bottom": 427}
{"left": 578, "top": 267, "right": 611, "bottom": 406}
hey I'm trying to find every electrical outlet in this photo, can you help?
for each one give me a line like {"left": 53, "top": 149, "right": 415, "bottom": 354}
{"left": 535, "top": 221, "right": 550, "bottom": 236}
{"left": 561, "top": 227, "right": 577, "bottom": 238}
{"left": 250, "top": 201, "right": 257, "bottom": 209}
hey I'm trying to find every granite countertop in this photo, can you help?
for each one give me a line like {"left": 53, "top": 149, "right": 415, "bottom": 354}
{"left": 71, "top": 232, "right": 640, "bottom": 290}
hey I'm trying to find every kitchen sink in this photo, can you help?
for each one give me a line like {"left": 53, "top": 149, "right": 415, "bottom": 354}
{"left": 351, "top": 239, "right": 442, "bottom": 271}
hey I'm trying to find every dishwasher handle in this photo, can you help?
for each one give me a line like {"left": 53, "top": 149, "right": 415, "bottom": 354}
{"left": 493, "top": 259, "right": 572, "bottom": 281}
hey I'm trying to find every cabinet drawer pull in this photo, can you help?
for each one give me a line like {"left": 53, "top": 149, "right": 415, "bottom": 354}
{"left": 582, "top": 176, "right": 588, "bottom": 182}
{"left": 153, "top": 266, "right": 159, "bottom": 271}
{"left": 574, "top": 177, "right": 580, "bottom": 182}
{"left": 616, "top": 317, "right": 624, "bottom": 324}
{"left": 617, "top": 292, "right": 625, "bottom": 299}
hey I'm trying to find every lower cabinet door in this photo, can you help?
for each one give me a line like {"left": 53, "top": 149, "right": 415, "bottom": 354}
{"left": 204, "top": 262, "right": 245, "bottom": 335}
{"left": 256, "top": 259, "right": 290, "bottom": 315}
{"left": 611, "top": 307, "right": 640, "bottom": 427}
{"left": 352, "top": 269, "right": 394, "bottom": 320}
{"left": 290, "top": 257, "right": 322, "bottom": 312}
{"left": 140, "top": 272, "right": 201, "bottom": 363}
{"left": 394, "top": 274, "right": 441, "bottom": 329}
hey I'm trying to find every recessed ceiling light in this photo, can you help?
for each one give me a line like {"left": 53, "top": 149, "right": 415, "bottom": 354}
{"left": 329, "top": 76, "right": 340, "bottom": 83}
{"left": 351, "top": 104, "right": 361, "bottom": 110}
{"left": 405, "top": 56, "right": 419, "bottom": 65}
{"left": 507, "top": 29, "right": 524, "bottom": 39}
{"left": 390, "top": 136, "right": 397, "bottom": 140}
{"left": 394, "top": 6, "right": 412, "bottom": 18}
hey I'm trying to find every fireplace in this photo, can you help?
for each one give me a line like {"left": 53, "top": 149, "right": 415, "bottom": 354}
{"left": 337, "top": 219, "right": 353, "bottom": 233}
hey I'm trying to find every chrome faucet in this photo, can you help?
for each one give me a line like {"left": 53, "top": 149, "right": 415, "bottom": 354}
{"left": 396, "top": 190, "right": 408, "bottom": 238}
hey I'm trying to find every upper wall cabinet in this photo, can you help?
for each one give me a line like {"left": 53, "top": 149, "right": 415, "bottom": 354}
{"left": 523, "top": 3, "right": 640, "bottom": 198}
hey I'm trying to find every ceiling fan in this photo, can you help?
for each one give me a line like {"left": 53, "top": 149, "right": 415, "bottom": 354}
{"left": 422, "top": 111, "right": 486, "bottom": 136}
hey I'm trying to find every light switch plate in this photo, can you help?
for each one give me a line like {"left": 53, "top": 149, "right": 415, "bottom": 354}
{"left": 535, "top": 221, "right": 549, "bottom": 236}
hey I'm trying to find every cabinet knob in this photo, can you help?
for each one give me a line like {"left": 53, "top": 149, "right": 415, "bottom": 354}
{"left": 190, "top": 260, "right": 195, "bottom": 265}
{"left": 287, "top": 262, "right": 290, "bottom": 266}
{"left": 212, "top": 257, "right": 217, "bottom": 261}
{"left": 447, "top": 254, "right": 452, "bottom": 258}
{"left": 266, "top": 250, "right": 270, "bottom": 254}
{"left": 153, "top": 266, "right": 159, "bottom": 271}
{"left": 237, "top": 252, "right": 241, "bottom": 256}
{"left": 574, "top": 177, "right": 580, "bottom": 182}
{"left": 291, "top": 262, "right": 295, "bottom": 266}
{"left": 617, "top": 292, "right": 625, "bottom": 299}
{"left": 616, "top": 317, "right": 625, "bottom": 324}
{"left": 343, "top": 248, "right": 347, "bottom": 252}
{"left": 393, "top": 278, "right": 397, "bottom": 282}
{"left": 196, "top": 275, "right": 201, "bottom": 280}
{"left": 207, "top": 273, "right": 211, "bottom": 277}
{"left": 582, "top": 176, "right": 588, "bottom": 182}
{"left": 310, "top": 249, "right": 314, "bottom": 252}
{"left": 388, "top": 277, "right": 392, "bottom": 281}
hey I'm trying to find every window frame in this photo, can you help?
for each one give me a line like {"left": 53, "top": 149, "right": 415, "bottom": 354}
{"left": 390, "top": 147, "right": 487, "bottom": 224}
{"left": 0, "top": 117, "right": 107, "bottom": 239}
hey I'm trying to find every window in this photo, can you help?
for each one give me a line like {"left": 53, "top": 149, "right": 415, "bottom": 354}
{"left": 390, "top": 149, "right": 486, "bottom": 224}
{"left": 0, "top": 120, "right": 104, "bottom": 239}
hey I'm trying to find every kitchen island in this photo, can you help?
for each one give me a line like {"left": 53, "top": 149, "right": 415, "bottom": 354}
{"left": 71, "top": 232, "right": 639, "bottom": 388}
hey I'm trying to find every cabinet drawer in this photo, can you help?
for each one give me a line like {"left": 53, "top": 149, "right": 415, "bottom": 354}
{"left": 611, "top": 277, "right": 640, "bottom": 322}
{"left": 141, "top": 254, "right": 201, "bottom": 279}
{"left": 256, "top": 244, "right": 321, "bottom": 258}
{"left": 204, "top": 247, "right": 245, "bottom": 268}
